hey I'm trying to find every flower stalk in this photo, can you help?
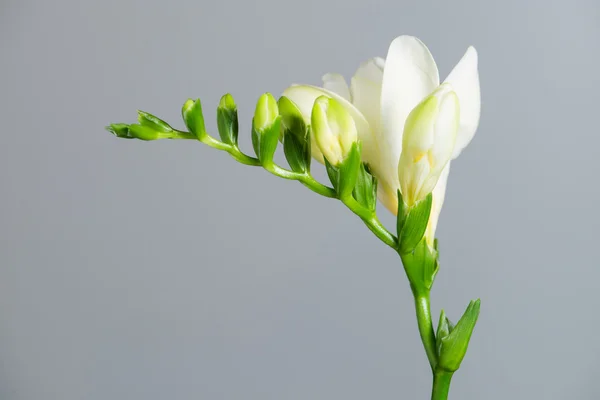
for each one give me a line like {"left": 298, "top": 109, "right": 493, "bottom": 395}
{"left": 106, "top": 34, "right": 483, "bottom": 400}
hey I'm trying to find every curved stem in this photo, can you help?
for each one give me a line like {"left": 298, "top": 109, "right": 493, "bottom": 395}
{"left": 414, "top": 292, "right": 438, "bottom": 372}
{"left": 342, "top": 196, "right": 397, "bottom": 248}
{"left": 431, "top": 369, "right": 453, "bottom": 400}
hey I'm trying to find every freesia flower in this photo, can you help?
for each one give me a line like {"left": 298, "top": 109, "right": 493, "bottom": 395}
{"left": 282, "top": 35, "right": 480, "bottom": 243}
{"left": 311, "top": 96, "right": 358, "bottom": 166}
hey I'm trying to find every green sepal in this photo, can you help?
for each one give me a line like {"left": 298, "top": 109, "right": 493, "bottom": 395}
{"left": 252, "top": 116, "right": 282, "bottom": 166}
{"left": 137, "top": 110, "right": 173, "bottom": 133}
{"left": 436, "top": 310, "right": 455, "bottom": 357}
{"left": 438, "top": 299, "right": 481, "bottom": 372}
{"left": 279, "top": 96, "right": 311, "bottom": 173}
{"left": 282, "top": 127, "right": 311, "bottom": 173}
{"left": 182, "top": 99, "right": 206, "bottom": 140}
{"left": 325, "top": 158, "right": 338, "bottom": 189}
{"left": 128, "top": 123, "right": 160, "bottom": 141}
{"left": 217, "top": 94, "right": 239, "bottom": 146}
{"left": 337, "top": 142, "right": 361, "bottom": 199}
{"left": 397, "top": 192, "right": 433, "bottom": 254}
{"left": 278, "top": 96, "right": 307, "bottom": 137}
{"left": 352, "top": 163, "right": 377, "bottom": 211}
{"left": 400, "top": 239, "right": 439, "bottom": 293}
{"left": 106, "top": 123, "right": 134, "bottom": 139}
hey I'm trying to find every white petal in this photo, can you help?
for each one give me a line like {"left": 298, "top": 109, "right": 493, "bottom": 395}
{"left": 322, "top": 73, "right": 351, "bottom": 101}
{"left": 379, "top": 35, "right": 440, "bottom": 194}
{"left": 282, "top": 85, "right": 376, "bottom": 165}
{"left": 350, "top": 57, "right": 385, "bottom": 132}
{"left": 425, "top": 163, "right": 450, "bottom": 244}
{"left": 443, "top": 46, "right": 480, "bottom": 159}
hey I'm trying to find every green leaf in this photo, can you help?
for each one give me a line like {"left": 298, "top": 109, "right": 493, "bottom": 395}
{"left": 106, "top": 123, "right": 134, "bottom": 139}
{"left": 216, "top": 94, "right": 239, "bottom": 145}
{"left": 283, "top": 127, "right": 311, "bottom": 173}
{"left": 137, "top": 111, "right": 173, "bottom": 133}
{"left": 438, "top": 299, "right": 481, "bottom": 372}
{"left": 398, "top": 193, "right": 433, "bottom": 254}
{"left": 128, "top": 123, "right": 160, "bottom": 141}
{"left": 337, "top": 142, "right": 361, "bottom": 199}
{"left": 352, "top": 163, "right": 377, "bottom": 211}
{"left": 182, "top": 99, "right": 206, "bottom": 140}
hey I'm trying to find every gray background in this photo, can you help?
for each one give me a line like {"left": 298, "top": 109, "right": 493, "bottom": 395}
{"left": 1, "top": 0, "right": 598, "bottom": 399}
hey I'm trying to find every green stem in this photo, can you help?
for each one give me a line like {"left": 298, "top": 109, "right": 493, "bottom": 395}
{"left": 413, "top": 292, "right": 438, "bottom": 372}
{"left": 342, "top": 196, "right": 396, "bottom": 248}
{"left": 431, "top": 369, "right": 453, "bottom": 400}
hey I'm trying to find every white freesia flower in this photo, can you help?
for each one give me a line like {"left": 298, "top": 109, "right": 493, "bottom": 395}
{"left": 397, "top": 83, "right": 459, "bottom": 207}
{"left": 282, "top": 35, "right": 480, "bottom": 243}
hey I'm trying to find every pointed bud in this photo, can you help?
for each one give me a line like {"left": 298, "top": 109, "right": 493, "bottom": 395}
{"left": 137, "top": 111, "right": 173, "bottom": 133}
{"left": 278, "top": 96, "right": 307, "bottom": 137}
{"left": 438, "top": 299, "right": 481, "bottom": 372}
{"left": 436, "top": 309, "right": 454, "bottom": 358}
{"left": 251, "top": 93, "right": 280, "bottom": 165}
{"left": 106, "top": 123, "right": 134, "bottom": 139}
{"left": 398, "top": 83, "right": 459, "bottom": 207}
{"left": 217, "top": 93, "right": 239, "bottom": 145}
{"left": 182, "top": 98, "right": 206, "bottom": 140}
{"left": 279, "top": 96, "right": 311, "bottom": 173}
{"left": 128, "top": 123, "right": 160, "bottom": 141}
{"left": 311, "top": 96, "right": 357, "bottom": 167}
{"left": 253, "top": 92, "right": 279, "bottom": 132}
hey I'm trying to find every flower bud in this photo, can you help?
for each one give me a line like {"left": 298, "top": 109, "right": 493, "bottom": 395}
{"left": 137, "top": 110, "right": 173, "bottom": 133}
{"left": 251, "top": 93, "right": 280, "bottom": 165}
{"left": 253, "top": 92, "right": 279, "bottom": 133}
{"left": 106, "top": 123, "right": 133, "bottom": 139}
{"left": 311, "top": 96, "right": 357, "bottom": 167}
{"left": 217, "top": 93, "right": 239, "bottom": 145}
{"left": 278, "top": 96, "right": 307, "bottom": 138}
{"left": 437, "top": 299, "right": 481, "bottom": 372}
{"left": 182, "top": 98, "right": 206, "bottom": 140}
{"left": 278, "top": 96, "right": 311, "bottom": 173}
{"left": 398, "top": 84, "right": 459, "bottom": 207}
{"left": 128, "top": 123, "right": 160, "bottom": 141}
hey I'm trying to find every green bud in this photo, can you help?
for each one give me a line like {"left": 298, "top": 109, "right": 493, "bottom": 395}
{"left": 182, "top": 98, "right": 206, "bottom": 140}
{"left": 137, "top": 111, "right": 173, "bottom": 133}
{"left": 253, "top": 92, "right": 278, "bottom": 132}
{"left": 251, "top": 93, "right": 280, "bottom": 165}
{"left": 279, "top": 96, "right": 310, "bottom": 173}
{"left": 128, "top": 123, "right": 160, "bottom": 141}
{"left": 278, "top": 96, "right": 307, "bottom": 137}
{"left": 437, "top": 299, "right": 481, "bottom": 372}
{"left": 436, "top": 310, "right": 454, "bottom": 357}
{"left": 216, "top": 93, "right": 239, "bottom": 145}
{"left": 106, "top": 123, "right": 134, "bottom": 139}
